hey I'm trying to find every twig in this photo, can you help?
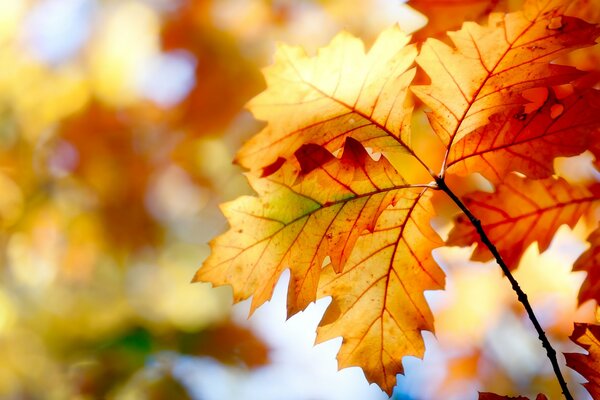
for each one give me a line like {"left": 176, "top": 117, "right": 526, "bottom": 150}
{"left": 435, "top": 176, "right": 574, "bottom": 400}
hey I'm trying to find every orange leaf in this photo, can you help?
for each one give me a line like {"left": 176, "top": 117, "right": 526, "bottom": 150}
{"left": 316, "top": 190, "right": 444, "bottom": 394}
{"left": 446, "top": 87, "right": 600, "bottom": 183}
{"left": 196, "top": 2, "right": 600, "bottom": 394}
{"left": 412, "top": 0, "right": 599, "bottom": 154}
{"left": 565, "top": 323, "right": 600, "bottom": 400}
{"left": 447, "top": 174, "right": 596, "bottom": 267}
{"left": 235, "top": 26, "right": 417, "bottom": 172}
{"left": 195, "top": 139, "right": 431, "bottom": 317}
{"left": 574, "top": 228, "right": 600, "bottom": 305}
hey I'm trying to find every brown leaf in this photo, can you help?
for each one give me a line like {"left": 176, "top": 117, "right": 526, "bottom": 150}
{"left": 191, "top": 321, "right": 270, "bottom": 368}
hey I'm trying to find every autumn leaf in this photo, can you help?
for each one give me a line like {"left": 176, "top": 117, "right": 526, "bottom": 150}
{"left": 315, "top": 190, "right": 444, "bottom": 393}
{"left": 479, "top": 393, "right": 548, "bottom": 400}
{"left": 565, "top": 323, "right": 600, "bottom": 399}
{"left": 196, "top": 138, "right": 445, "bottom": 393}
{"left": 412, "top": 0, "right": 599, "bottom": 157}
{"left": 447, "top": 174, "right": 596, "bottom": 267}
{"left": 574, "top": 228, "right": 600, "bottom": 305}
{"left": 446, "top": 86, "right": 600, "bottom": 183}
{"left": 195, "top": 0, "right": 600, "bottom": 395}
{"left": 195, "top": 138, "right": 434, "bottom": 317}
{"left": 235, "top": 26, "right": 418, "bottom": 173}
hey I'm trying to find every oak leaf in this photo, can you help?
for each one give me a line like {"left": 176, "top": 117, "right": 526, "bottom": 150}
{"left": 235, "top": 26, "right": 417, "bottom": 173}
{"left": 447, "top": 174, "right": 596, "bottom": 267}
{"left": 195, "top": 138, "right": 434, "bottom": 317}
{"left": 574, "top": 228, "right": 600, "bottom": 305}
{"left": 316, "top": 190, "right": 444, "bottom": 393}
{"left": 565, "top": 323, "right": 600, "bottom": 400}
{"left": 446, "top": 87, "right": 600, "bottom": 183}
{"left": 196, "top": 1, "right": 600, "bottom": 395}
{"left": 412, "top": 0, "right": 599, "bottom": 153}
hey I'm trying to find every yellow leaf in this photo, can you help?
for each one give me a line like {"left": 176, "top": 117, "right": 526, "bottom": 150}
{"left": 316, "top": 190, "right": 444, "bottom": 393}
{"left": 235, "top": 26, "right": 418, "bottom": 173}
{"left": 195, "top": 139, "right": 430, "bottom": 318}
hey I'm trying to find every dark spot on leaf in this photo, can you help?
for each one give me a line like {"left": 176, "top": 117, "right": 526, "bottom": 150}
{"left": 261, "top": 157, "right": 286, "bottom": 177}
{"left": 514, "top": 112, "right": 527, "bottom": 121}
{"left": 295, "top": 143, "right": 335, "bottom": 174}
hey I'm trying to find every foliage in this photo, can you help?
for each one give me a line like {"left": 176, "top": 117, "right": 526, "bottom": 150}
{"left": 198, "top": 0, "right": 600, "bottom": 398}
{"left": 2, "top": 0, "right": 600, "bottom": 398}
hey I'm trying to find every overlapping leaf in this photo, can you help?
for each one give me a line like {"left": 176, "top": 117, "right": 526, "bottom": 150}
{"left": 195, "top": 26, "right": 448, "bottom": 395}
{"left": 316, "top": 191, "right": 444, "bottom": 393}
{"left": 235, "top": 26, "right": 418, "bottom": 173}
{"left": 574, "top": 228, "right": 600, "bottom": 305}
{"left": 412, "top": 0, "right": 599, "bottom": 154}
{"left": 447, "top": 175, "right": 596, "bottom": 267}
{"left": 195, "top": 138, "right": 430, "bottom": 317}
{"left": 196, "top": 0, "right": 600, "bottom": 395}
{"left": 565, "top": 323, "right": 600, "bottom": 399}
{"left": 446, "top": 87, "right": 600, "bottom": 183}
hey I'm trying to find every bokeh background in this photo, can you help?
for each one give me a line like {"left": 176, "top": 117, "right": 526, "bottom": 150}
{"left": 0, "top": 0, "right": 598, "bottom": 399}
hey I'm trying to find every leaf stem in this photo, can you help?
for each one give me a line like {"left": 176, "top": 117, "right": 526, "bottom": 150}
{"left": 435, "top": 176, "right": 574, "bottom": 400}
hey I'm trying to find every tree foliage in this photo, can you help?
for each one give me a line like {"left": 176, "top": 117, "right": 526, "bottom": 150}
{"left": 198, "top": 0, "right": 600, "bottom": 397}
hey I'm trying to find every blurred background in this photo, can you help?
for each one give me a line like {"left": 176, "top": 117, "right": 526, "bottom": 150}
{"left": 0, "top": 0, "right": 597, "bottom": 399}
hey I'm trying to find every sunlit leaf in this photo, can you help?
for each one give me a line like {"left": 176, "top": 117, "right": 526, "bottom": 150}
{"left": 565, "top": 323, "right": 600, "bottom": 399}
{"left": 235, "top": 26, "right": 417, "bottom": 172}
{"left": 196, "top": 138, "right": 428, "bottom": 317}
{"left": 446, "top": 86, "right": 600, "bottom": 183}
{"left": 447, "top": 175, "right": 596, "bottom": 267}
{"left": 316, "top": 191, "right": 444, "bottom": 393}
{"left": 412, "top": 0, "right": 599, "bottom": 154}
{"left": 574, "top": 228, "right": 600, "bottom": 305}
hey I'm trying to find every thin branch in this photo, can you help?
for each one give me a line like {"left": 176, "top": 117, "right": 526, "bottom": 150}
{"left": 435, "top": 176, "right": 574, "bottom": 400}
